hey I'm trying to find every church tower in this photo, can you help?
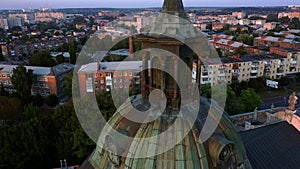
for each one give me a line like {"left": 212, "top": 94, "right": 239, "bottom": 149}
{"left": 86, "top": 1, "right": 253, "bottom": 169}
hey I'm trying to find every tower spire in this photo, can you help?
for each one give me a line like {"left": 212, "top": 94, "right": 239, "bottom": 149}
{"left": 162, "top": 0, "right": 185, "bottom": 13}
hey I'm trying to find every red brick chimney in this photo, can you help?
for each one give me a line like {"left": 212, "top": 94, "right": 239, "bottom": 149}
{"left": 129, "top": 29, "right": 134, "bottom": 60}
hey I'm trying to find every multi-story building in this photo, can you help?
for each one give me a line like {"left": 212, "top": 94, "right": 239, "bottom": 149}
{"left": 78, "top": 61, "right": 142, "bottom": 97}
{"left": 200, "top": 52, "right": 300, "bottom": 85}
{"left": 278, "top": 11, "right": 300, "bottom": 19}
{"left": 0, "top": 63, "right": 74, "bottom": 98}
{"left": 35, "top": 12, "right": 65, "bottom": 22}
{"left": 254, "top": 36, "right": 300, "bottom": 48}
{"left": 0, "top": 19, "right": 9, "bottom": 29}
{"left": 210, "top": 38, "right": 249, "bottom": 56}
{"left": 232, "top": 12, "right": 246, "bottom": 19}
{"left": 8, "top": 13, "right": 35, "bottom": 24}
{"left": 7, "top": 17, "right": 25, "bottom": 28}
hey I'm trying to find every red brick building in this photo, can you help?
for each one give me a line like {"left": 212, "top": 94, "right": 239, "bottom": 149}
{"left": 78, "top": 61, "right": 142, "bottom": 97}
{"left": 0, "top": 63, "right": 74, "bottom": 98}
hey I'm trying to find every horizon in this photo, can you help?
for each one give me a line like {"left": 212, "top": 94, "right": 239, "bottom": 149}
{"left": 0, "top": 0, "right": 299, "bottom": 10}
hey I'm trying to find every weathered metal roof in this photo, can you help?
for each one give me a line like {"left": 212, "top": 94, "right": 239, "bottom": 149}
{"left": 240, "top": 122, "right": 300, "bottom": 169}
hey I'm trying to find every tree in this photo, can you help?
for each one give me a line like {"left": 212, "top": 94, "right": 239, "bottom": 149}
{"left": 30, "top": 50, "right": 53, "bottom": 67}
{"left": 11, "top": 65, "right": 34, "bottom": 102}
{"left": 236, "top": 34, "right": 254, "bottom": 46}
{"left": 248, "top": 77, "right": 265, "bottom": 92}
{"left": 0, "top": 46, "right": 4, "bottom": 61}
{"left": 240, "top": 88, "right": 262, "bottom": 112}
{"left": 0, "top": 83, "right": 8, "bottom": 96}
{"left": 45, "top": 94, "right": 58, "bottom": 107}
{"left": 234, "top": 46, "right": 248, "bottom": 56}
{"left": 289, "top": 18, "right": 300, "bottom": 29}
{"left": 69, "top": 40, "right": 77, "bottom": 64}
{"left": 52, "top": 103, "right": 95, "bottom": 164}
{"left": 225, "top": 86, "right": 241, "bottom": 115}
{"left": 279, "top": 16, "right": 290, "bottom": 24}
{"left": 278, "top": 76, "right": 290, "bottom": 86}
{"left": 56, "top": 54, "right": 65, "bottom": 64}
{"left": 266, "top": 13, "right": 279, "bottom": 22}
{"left": 206, "top": 23, "right": 212, "bottom": 30}
{"left": 200, "top": 84, "right": 211, "bottom": 98}
{"left": 32, "top": 94, "right": 44, "bottom": 107}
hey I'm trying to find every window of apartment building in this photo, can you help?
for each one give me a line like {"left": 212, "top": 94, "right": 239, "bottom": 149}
{"left": 7, "top": 74, "right": 11, "bottom": 78}
{"left": 136, "top": 81, "right": 140, "bottom": 84}
{"left": 119, "top": 72, "right": 122, "bottom": 77}
{"left": 95, "top": 80, "right": 98, "bottom": 84}
{"left": 96, "top": 86, "right": 99, "bottom": 90}
{"left": 123, "top": 72, "right": 127, "bottom": 76}
{"left": 129, "top": 72, "right": 132, "bottom": 76}
{"left": 86, "top": 77, "right": 93, "bottom": 93}
{"left": 242, "top": 74, "right": 244, "bottom": 77}
{"left": 100, "top": 80, "right": 104, "bottom": 84}
{"left": 113, "top": 79, "right": 117, "bottom": 83}
{"left": 243, "top": 69, "right": 245, "bottom": 71}
{"left": 106, "top": 73, "right": 111, "bottom": 76}
{"left": 101, "top": 86, "right": 104, "bottom": 90}
{"left": 100, "top": 73, "right": 103, "bottom": 77}
{"left": 119, "top": 85, "right": 123, "bottom": 88}
{"left": 119, "top": 79, "right": 122, "bottom": 83}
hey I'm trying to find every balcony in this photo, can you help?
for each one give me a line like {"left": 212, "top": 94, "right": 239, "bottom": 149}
{"left": 251, "top": 64, "right": 259, "bottom": 68}
{"left": 251, "top": 69, "right": 258, "bottom": 73}
{"left": 250, "top": 76, "right": 257, "bottom": 79}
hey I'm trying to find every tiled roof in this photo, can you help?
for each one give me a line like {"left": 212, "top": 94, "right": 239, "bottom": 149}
{"left": 240, "top": 122, "right": 300, "bottom": 169}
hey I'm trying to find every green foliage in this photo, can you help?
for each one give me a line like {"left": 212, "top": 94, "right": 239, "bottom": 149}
{"left": 234, "top": 46, "right": 248, "bottom": 56}
{"left": 278, "top": 76, "right": 290, "bottom": 86}
{"left": 279, "top": 16, "right": 290, "bottom": 24}
{"left": 69, "top": 40, "right": 77, "bottom": 64}
{"left": 0, "top": 46, "right": 5, "bottom": 61}
{"left": 206, "top": 23, "right": 212, "bottom": 30}
{"left": 30, "top": 50, "right": 54, "bottom": 67}
{"left": 0, "top": 104, "right": 55, "bottom": 169}
{"left": 0, "top": 96, "right": 22, "bottom": 120}
{"left": 0, "top": 83, "right": 8, "bottom": 96}
{"left": 56, "top": 54, "right": 65, "bottom": 64}
{"left": 289, "top": 18, "right": 300, "bottom": 29}
{"left": 236, "top": 34, "right": 254, "bottom": 46}
{"left": 225, "top": 86, "right": 241, "bottom": 115}
{"left": 52, "top": 103, "right": 95, "bottom": 163}
{"left": 248, "top": 77, "right": 265, "bottom": 92}
{"left": 32, "top": 94, "right": 44, "bottom": 107}
{"left": 240, "top": 88, "right": 263, "bottom": 112}
{"left": 200, "top": 84, "right": 211, "bottom": 98}
{"left": 266, "top": 13, "right": 279, "bottom": 22}
{"left": 46, "top": 94, "right": 58, "bottom": 107}
{"left": 11, "top": 65, "right": 34, "bottom": 102}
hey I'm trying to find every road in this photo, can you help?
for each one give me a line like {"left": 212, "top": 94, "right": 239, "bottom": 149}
{"left": 259, "top": 93, "right": 300, "bottom": 110}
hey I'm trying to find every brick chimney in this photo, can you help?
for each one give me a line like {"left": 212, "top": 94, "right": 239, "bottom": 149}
{"left": 129, "top": 29, "right": 134, "bottom": 60}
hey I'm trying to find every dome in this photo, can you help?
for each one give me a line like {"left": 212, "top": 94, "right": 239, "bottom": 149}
{"left": 86, "top": 97, "right": 252, "bottom": 169}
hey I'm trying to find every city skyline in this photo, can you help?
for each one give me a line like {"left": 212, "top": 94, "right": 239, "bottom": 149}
{"left": 0, "top": 0, "right": 299, "bottom": 9}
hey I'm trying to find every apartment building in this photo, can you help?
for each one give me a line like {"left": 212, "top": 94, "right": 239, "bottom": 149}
{"left": 200, "top": 53, "right": 300, "bottom": 85}
{"left": 78, "top": 61, "right": 142, "bottom": 97}
{"left": 254, "top": 36, "right": 300, "bottom": 48}
{"left": 0, "top": 63, "right": 74, "bottom": 98}
{"left": 210, "top": 38, "right": 249, "bottom": 56}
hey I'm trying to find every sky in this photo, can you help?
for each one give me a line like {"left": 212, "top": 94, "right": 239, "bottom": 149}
{"left": 0, "top": 0, "right": 299, "bottom": 9}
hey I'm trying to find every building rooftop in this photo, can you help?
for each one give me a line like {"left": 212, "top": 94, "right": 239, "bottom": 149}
{"left": 78, "top": 61, "right": 142, "bottom": 73}
{"left": 0, "top": 63, "right": 74, "bottom": 76}
{"left": 240, "top": 122, "right": 300, "bottom": 169}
